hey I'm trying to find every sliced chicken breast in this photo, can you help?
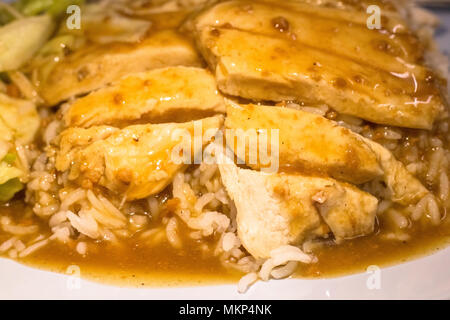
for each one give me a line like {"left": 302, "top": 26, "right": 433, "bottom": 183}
{"left": 256, "top": 0, "right": 410, "bottom": 34}
{"left": 190, "top": 1, "right": 445, "bottom": 129}
{"left": 218, "top": 154, "right": 378, "bottom": 258}
{"left": 64, "top": 67, "right": 225, "bottom": 128}
{"left": 118, "top": 0, "right": 210, "bottom": 16}
{"left": 38, "top": 30, "right": 202, "bottom": 106}
{"left": 362, "top": 138, "right": 430, "bottom": 205}
{"left": 225, "top": 102, "right": 383, "bottom": 184}
{"left": 56, "top": 116, "right": 224, "bottom": 200}
{"left": 193, "top": 1, "right": 425, "bottom": 73}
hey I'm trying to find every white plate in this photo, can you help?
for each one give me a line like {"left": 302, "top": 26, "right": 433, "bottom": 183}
{"left": 1, "top": 7, "right": 450, "bottom": 300}
{"left": 1, "top": 246, "right": 449, "bottom": 299}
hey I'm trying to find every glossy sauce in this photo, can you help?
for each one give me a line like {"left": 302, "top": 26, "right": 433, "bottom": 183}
{"left": 1, "top": 203, "right": 449, "bottom": 287}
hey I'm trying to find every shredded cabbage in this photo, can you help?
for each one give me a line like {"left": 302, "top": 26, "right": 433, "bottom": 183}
{"left": 0, "top": 161, "right": 23, "bottom": 185}
{"left": 28, "top": 34, "right": 78, "bottom": 82}
{"left": 0, "top": 14, "right": 54, "bottom": 71}
{"left": 0, "top": 0, "right": 79, "bottom": 201}
{"left": 1, "top": 0, "right": 86, "bottom": 26}
{"left": 0, "top": 92, "right": 40, "bottom": 202}
{"left": 0, "top": 158, "right": 24, "bottom": 202}
{"left": 3, "top": 153, "right": 16, "bottom": 165}
{"left": 0, "top": 93, "right": 40, "bottom": 145}
{"left": 15, "top": 0, "right": 85, "bottom": 18}
{"left": 0, "top": 178, "right": 23, "bottom": 202}
{"left": 0, "top": 117, "right": 14, "bottom": 143}
{"left": 54, "top": 3, "right": 151, "bottom": 45}
{"left": 78, "top": 4, "right": 152, "bottom": 44}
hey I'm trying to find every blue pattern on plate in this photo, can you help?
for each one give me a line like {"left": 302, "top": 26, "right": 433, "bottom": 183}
{"left": 430, "top": 8, "right": 450, "bottom": 55}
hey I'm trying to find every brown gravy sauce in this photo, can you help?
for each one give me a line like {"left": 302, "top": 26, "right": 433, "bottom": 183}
{"left": 1, "top": 203, "right": 449, "bottom": 287}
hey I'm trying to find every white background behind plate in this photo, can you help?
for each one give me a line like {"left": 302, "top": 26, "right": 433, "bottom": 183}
{"left": 0, "top": 5, "right": 449, "bottom": 300}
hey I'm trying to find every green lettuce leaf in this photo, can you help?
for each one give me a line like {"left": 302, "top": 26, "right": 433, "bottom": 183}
{"left": 0, "top": 93, "right": 40, "bottom": 145}
{"left": 0, "top": 14, "right": 54, "bottom": 71}
{"left": 0, "top": 92, "right": 39, "bottom": 202}
{"left": 0, "top": 156, "right": 24, "bottom": 202}
{"left": 0, "top": 161, "right": 23, "bottom": 185}
{"left": 15, "top": 0, "right": 85, "bottom": 18}
{"left": 0, "top": 178, "right": 23, "bottom": 202}
{"left": 3, "top": 153, "right": 16, "bottom": 165}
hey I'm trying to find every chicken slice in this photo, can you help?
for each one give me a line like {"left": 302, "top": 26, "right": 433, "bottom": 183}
{"left": 225, "top": 102, "right": 383, "bottom": 184}
{"left": 67, "top": 1, "right": 208, "bottom": 37}
{"left": 38, "top": 30, "right": 202, "bottom": 106}
{"left": 225, "top": 101, "right": 428, "bottom": 205}
{"left": 56, "top": 116, "right": 224, "bottom": 200}
{"left": 362, "top": 138, "right": 429, "bottom": 205}
{"left": 116, "top": 0, "right": 211, "bottom": 16}
{"left": 193, "top": 1, "right": 425, "bottom": 74}
{"left": 218, "top": 154, "right": 378, "bottom": 258}
{"left": 64, "top": 67, "right": 225, "bottom": 128}
{"left": 191, "top": 11, "right": 445, "bottom": 129}
{"left": 136, "top": 10, "right": 196, "bottom": 30}
{"left": 65, "top": 3, "right": 152, "bottom": 45}
{"left": 311, "top": 180, "right": 378, "bottom": 240}
{"left": 256, "top": 0, "right": 410, "bottom": 34}
{"left": 55, "top": 125, "right": 120, "bottom": 172}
